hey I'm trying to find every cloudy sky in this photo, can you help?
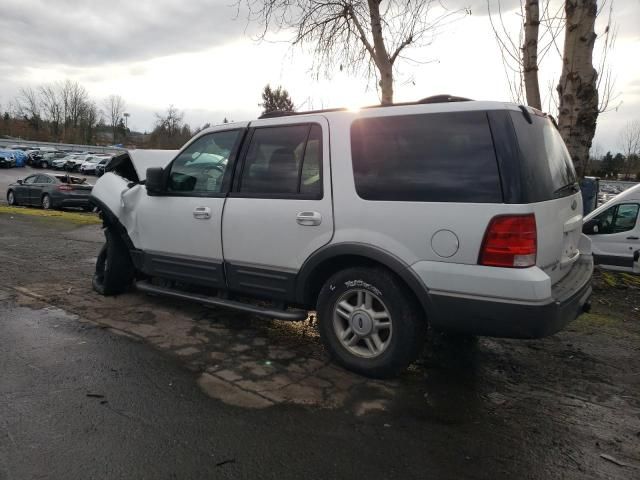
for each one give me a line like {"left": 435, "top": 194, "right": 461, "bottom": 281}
{"left": 0, "top": 0, "right": 638, "bottom": 152}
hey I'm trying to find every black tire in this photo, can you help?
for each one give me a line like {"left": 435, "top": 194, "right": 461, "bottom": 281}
{"left": 92, "top": 228, "right": 134, "bottom": 296}
{"left": 317, "top": 266, "right": 427, "bottom": 378}
{"left": 41, "top": 194, "right": 52, "bottom": 210}
{"left": 7, "top": 190, "right": 17, "bottom": 206}
{"left": 41, "top": 161, "right": 49, "bottom": 169}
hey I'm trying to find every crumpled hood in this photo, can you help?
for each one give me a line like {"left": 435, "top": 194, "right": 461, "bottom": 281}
{"left": 128, "top": 149, "right": 179, "bottom": 180}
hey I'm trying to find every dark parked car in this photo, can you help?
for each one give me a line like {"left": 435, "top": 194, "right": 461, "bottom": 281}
{"left": 95, "top": 157, "right": 112, "bottom": 177}
{"left": 6, "top": 173, "right": 93, "bottom": 210}
{"left": 0, "top": 151, "right": 16, "bottom": 168}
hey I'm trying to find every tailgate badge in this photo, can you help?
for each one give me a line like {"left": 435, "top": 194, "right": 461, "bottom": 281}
{"left": 571, "top": 199, "right": 577, "bottom": 210}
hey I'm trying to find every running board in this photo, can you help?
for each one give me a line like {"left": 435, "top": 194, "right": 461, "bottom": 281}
{"left": 135, "top": 281, "right": 308, "bottom": 321}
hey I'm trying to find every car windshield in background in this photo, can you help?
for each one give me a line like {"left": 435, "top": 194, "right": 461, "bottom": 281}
{"left": 509, "top": 112, "right": 577, "bottom": 201}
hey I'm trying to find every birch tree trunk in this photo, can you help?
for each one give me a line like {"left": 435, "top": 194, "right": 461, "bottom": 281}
{"left": 557, "top": 0, "right": 599, "bottom": 177}
{"left": 522, "top": 0, "right": 541, "bottom": 109}
{"left": 367, "top": 0, "right": 394, "bottom": 105}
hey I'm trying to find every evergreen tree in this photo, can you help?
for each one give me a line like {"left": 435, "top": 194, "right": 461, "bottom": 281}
{"left": 260, "top": 84, "right": 295, "bottom": 115}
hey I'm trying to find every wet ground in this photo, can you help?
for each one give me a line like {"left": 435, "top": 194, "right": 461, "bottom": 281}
{"left": 1, "top": 210, "right": 639, "bottom": 479}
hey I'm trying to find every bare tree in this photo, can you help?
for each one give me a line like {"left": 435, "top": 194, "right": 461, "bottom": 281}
{"left": 16, "top": 87, "right": 41, "bottom": 128}
{"left": 103, "top": 94, "right": 126, "bottom": 143}
{"left": 488, "top": 0, "right": 564, "bottom": 107}
{"left": 39, "top": 84, "right": 63, "bottom": 139}
{"left": 556, "top": 0, "right": 599, "bottom": 178}
{"left": 619, "top": 120, "right": 640, "bottom": 179}
{"left": 522, "top": 0, "right": 542, "bottom": 109}
{"left": 241, "top": 0, "right": 466, "bottom": 105}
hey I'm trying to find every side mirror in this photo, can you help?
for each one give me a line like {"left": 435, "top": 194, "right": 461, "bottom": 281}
{"left": 17, "top": 179, "right": 23, "bottom": 185}
{"left": 583, "top": 219, "right": 600, "bottom": 235}
{"left": 146, "top": 167, "right": 165, "bottom": 194}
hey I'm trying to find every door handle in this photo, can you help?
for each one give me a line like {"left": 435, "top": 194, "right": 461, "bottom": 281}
{"left": 193, "top": 206, "right": 211, "bottom": 220}
{"left": 627, "top": 236, "right": 639, "bottom": 240}
{"left": 296, "top": 211, "right": 322, "bottom": 226}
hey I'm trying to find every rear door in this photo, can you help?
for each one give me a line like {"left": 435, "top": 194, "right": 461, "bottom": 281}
{"left": 221, "top": 117, "right": 333, "bottom": 301}
{"left": 29, "top": 175, "right": 51, "bottom": 205}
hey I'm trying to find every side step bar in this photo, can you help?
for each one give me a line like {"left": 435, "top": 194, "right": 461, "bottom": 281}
{"left": 135, "top": 281, "right": 309, "bottom": 321}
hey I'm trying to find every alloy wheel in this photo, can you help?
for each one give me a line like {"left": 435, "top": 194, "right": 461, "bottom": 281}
{"left": 333, "top": 288, "right": 393, "bottom": 358}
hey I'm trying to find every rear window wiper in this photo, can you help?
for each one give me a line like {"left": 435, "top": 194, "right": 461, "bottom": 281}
{"left": 553, "top": 182, "right": 579, "bottom": 196}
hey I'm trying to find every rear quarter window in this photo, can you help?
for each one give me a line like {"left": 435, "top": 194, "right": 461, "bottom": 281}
{"left": 350, "top": 111, "right": 503, "bottom": 202}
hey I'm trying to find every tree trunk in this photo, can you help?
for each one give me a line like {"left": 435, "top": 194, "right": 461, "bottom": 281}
{"left": 367, "top": 0, "right": 393, "bottom": 105}
{"left": 557, "top": 0, "right": 599, "bottom": 178}
{"left": 522, "top": 0, "right": 541, "bottom": 110}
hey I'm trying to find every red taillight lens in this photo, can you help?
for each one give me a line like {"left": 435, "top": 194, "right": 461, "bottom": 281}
{"left": 479, "top": 214, "right": 537, "bottom": 268}
{"left": 57, "top": 185, "right": 72, "bottom": 191}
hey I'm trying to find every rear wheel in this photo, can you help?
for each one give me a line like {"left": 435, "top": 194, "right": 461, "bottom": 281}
{"left": 92, "top": 228, "right": 134, "bottom": 296}
{"left": 7, "top": 190, "right": 17, "bottom": 206}
{"left": 317, "top": 266, "right": 426, "bottom": 378}
{"left": 41, "top": 194, "right": 52, "bottom": 210}
{"left": 41, "top": 161, "right": 49, "bottom": 169}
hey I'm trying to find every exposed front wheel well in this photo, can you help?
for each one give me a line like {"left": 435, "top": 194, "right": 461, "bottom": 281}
{"left": 301, "top": 254, "right": 427, "bottom": 322}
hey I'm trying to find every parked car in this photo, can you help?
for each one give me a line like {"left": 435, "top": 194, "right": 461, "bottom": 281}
{"left": 90, "top": 98, "right": 593, "bottom": 378}
{"left": 80, "top": 156, "right": 110, "bottom": 175}
{"left": 583, "top": 183, "right": 640, "bottom": 272}
{"left": 6, "top": 173, "right": 93, "bottom": 210}
{"left": 52, "top": 153, "right": 88, "bottom": 171}
{"left": 95, "top": 157, "right": 112, "bottom": 177}
{"left": 4, "top": 149, "right": 27, "bottom": 167}
{"left": 0, "top": 151, "right": 16, "bottom": 168}
{"left": 38, "top": 151, "right": 67, "bottom": 169}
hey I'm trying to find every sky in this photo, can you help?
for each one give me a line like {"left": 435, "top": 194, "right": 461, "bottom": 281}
{"left": 0, "top": 0, "right": 638, "bottom": 152}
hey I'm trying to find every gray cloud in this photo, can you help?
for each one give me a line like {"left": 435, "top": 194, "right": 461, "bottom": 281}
{"left": 0, "top": 0, "right": 252, "bottom": 66}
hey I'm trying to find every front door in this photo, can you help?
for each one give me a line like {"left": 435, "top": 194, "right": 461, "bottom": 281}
{"left": 133, "top": 127, "right": 245, "bottom": 288}
{"left": 14, "top": 175, "right": 37, "bottom": 204}
{"left": 222, "top": 118, "right": 333, "bottom": 301}
{"left": 590, "top": 202, "right": 640, "bottom": 270}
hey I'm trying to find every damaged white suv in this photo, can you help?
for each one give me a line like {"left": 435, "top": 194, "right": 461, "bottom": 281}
{"left": 90, "top": 97, "right": 593, "bottom": 378}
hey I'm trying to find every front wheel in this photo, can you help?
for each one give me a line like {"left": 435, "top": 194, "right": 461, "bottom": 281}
{"left": 92, "top": 228, "right": 134, "bottom": 296}
{"left": 41, "top": 161, "right": 49, "bottom": 169}
{"left": 7, "top": 190, "right": 17, "bottom": 206}
{"left": 317, "top": 267, "right": 427, "bottom": 378}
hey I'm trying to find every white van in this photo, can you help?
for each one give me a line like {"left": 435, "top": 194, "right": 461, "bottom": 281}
{"left": 584, "top": 183, "right": 640, "bottom": 271}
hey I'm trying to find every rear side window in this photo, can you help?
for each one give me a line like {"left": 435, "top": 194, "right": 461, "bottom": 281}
{"left": 509, "top": 112, "right": 577, "bottom": 201}
{"left": 350, "top": 112, "right": 502, "bottom": 202}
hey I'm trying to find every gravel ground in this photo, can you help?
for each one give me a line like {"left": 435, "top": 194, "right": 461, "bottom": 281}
{"left": 1, "top": 209, "right": 639, "bottom": 479}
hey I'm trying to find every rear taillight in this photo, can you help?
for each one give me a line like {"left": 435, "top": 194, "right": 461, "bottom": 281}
{"left": 57, "top": 185, "right": 72, "bottom": 191}
{"left": 479, "top": 214, "right": 537, "bottom": 268}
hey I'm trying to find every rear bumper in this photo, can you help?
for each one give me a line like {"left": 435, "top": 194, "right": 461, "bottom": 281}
{"left": 426, "top": 255, "right": 593, "bottom": 339}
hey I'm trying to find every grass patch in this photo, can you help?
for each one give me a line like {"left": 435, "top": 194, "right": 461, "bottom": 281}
{"left": 0, "top": 205, "right": 101, "bottom": 225}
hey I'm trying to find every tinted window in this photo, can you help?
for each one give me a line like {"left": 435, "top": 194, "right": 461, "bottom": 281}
{"left": 509, "top": 112, "right": 577, "bottom": 201}
{"left": 351, "top": 112, "right": 502, "bottom": 202}
{"left": 36, "top": 175, "right": 52, "bottom": 183}
{"left": 593, "top": 203, "right": 639, "bottom": 234}
{"left": 239, "top": 124, "right": 322, "bottom": 197}
{"left": 168, "top": 130, "right": 240, "bottom": 194}
{"left": 24, "top": 175, "right": 37, "bottom": 184}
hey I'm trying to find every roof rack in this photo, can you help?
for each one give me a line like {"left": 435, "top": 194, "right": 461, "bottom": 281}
{"left": 257, "top": 94, "right": 473, "bottom": 119}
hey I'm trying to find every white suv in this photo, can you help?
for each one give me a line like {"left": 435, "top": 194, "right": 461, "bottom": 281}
{"left": 90, "top": 98, "right": 593, "bottom": 378}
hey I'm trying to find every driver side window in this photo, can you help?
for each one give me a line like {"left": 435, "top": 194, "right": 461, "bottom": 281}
{"left": 593, "top": 203, "right": 640, "bottom": 234}
{"left": 168, "top": 130, "right": 240, "bottom": 194}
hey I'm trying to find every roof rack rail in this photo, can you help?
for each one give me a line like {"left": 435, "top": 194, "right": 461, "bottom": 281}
{"left": 418, "top": 94, "right": 473, "bottom": 104}
{"left": 257, "top": 95, "right": 474, "bottom": 119}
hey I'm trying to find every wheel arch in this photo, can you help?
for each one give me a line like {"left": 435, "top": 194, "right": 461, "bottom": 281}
{"left": 295, "top": 243, "right": 433, "bottom": 320}
{"left": 90, "top": 196, "right": 137, "bottom": 255}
